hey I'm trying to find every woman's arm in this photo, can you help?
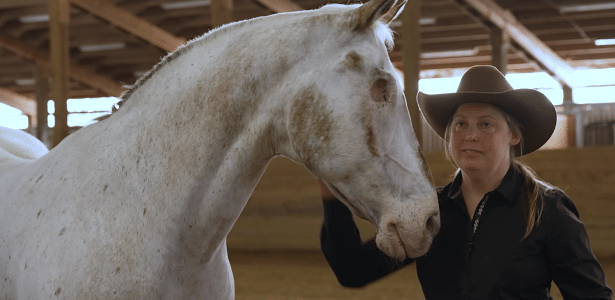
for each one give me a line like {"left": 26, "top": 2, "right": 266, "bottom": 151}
{"left": 545, "top": 190, "right": 612, "bottom": 300}
{"left": 318, "top": 180, "right": 413, "bottom": 287}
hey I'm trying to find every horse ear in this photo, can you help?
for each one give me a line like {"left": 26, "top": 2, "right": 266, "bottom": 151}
{"left": 353, "top": 0, "right": 404, "bottom": 30}
{"left": 380, "top": 0, "right": 407, "bottom": 25}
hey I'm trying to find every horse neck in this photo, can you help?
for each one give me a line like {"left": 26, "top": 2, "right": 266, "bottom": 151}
{"left": 89, "top": 30, "right": 298, "bottom": 250}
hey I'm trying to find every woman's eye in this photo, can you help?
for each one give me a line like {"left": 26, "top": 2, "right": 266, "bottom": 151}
{"left": 481, "top": 122, "right": 492, "bottom": 128}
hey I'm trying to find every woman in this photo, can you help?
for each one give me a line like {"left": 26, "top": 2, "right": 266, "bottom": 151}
{"left": 319, "top": 65, "right": 612, "bottom": 299}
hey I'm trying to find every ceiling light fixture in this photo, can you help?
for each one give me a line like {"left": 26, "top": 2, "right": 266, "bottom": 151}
{"left": 421, "top": 48, "right": 479, "bottom": 59}
{"left": 559, "top": 2, "right": 615, "bottom": 13}
{"left": 160, "top": 0, "right": 210, "bottom": 10}
{"left": 19, "top": 14, "right": 50, "bottom": 23}
{"left": 79, "top": 43, "right": 126, "bottom": 52}
{"left": 389, "top": 17, "right": 437, "bottom": 28}
{"left": 15, "top": 78, "right": 36, "bottom": 86}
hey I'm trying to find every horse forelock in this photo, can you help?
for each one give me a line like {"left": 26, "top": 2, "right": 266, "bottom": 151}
{"left": 374, "top": 21, "right": 395, "bottom": 51}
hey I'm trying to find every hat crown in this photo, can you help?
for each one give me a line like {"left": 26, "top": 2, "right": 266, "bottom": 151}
{"left": 456, "top": 66, "right": 514, "bottom": 93}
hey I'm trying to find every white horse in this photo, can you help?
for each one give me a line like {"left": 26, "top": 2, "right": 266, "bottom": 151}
{"left": 0, "top": 0, "right": 439, "bottom": 298}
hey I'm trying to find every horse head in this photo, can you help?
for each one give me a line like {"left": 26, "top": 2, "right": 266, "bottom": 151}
{"left": 283, "top": 0, "right": 440, "bottom": 259}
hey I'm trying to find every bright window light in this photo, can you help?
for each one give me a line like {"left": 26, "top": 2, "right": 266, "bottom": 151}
{"left": 48, "top": 100, "right": 55, "bottom": 114}
{"left": 0, "top": 103, "right": 23, "bottom": 115}
{"left": 67, "top": 97, "right": 119, "bottom": 113}
{"left": 536, "top": 88, "right": 563, "bottom": 105}
{"left": 505, "top": 72, "right": 560, "bottom": 89}
{"left": 0, "top": 104, "right": 27, "bottom": 130}
{"left": 419, "top": 76, "right": 462, "bottom": 94}
{"left": 0, "top": 115, "right": 28, "bottom": 129}
{"left": 573, "top": 86, "right": 615, "bottom": 104}
{"left": 574, "top": 68, "right": 615, "bottom": 87}
{"left": 418, "top": 68, "right": 615, "bottom": 105}
{"left": 68, "top": 113, "right": 109, "bottom": 127}
{"left": 43, "top": 97, "right": 120, "bottom": 128}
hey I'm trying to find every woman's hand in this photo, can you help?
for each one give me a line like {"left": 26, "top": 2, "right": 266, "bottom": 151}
{"left": 316, "top": 179, "right": 337, "bottom": 201}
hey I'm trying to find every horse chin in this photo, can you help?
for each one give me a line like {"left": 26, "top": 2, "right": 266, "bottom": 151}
{"left": 375, "top": 219, "right": 435, "bottom": 260}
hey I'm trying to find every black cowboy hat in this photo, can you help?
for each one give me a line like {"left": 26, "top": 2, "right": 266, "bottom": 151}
{"left": 417, "top": 65, "right": 557, "bottom": 156}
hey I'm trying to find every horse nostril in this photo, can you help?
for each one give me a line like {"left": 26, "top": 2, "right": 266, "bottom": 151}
{"left": 426, "top": 213, "right": 440, "bottom": 237}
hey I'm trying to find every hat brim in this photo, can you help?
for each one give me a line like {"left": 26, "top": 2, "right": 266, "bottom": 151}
{"left": 417, "top": 89, "right": 557, "bottom": 156}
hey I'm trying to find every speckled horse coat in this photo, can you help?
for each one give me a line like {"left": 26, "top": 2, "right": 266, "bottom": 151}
{"left": 0, "top": 0, "right": 439, "bottom": 298}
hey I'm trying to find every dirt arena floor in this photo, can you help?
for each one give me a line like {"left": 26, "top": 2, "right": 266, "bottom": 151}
{"left": 229, "top": 250, "right": 615, "bottom": 300}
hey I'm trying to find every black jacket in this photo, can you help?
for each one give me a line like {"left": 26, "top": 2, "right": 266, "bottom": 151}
{"left": 320, "top": 167, "right": 612, "bottom": 300}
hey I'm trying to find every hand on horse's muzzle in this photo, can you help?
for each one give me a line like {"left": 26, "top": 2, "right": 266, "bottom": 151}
{"left": 316, "top": 179, "right": 337, "bottom": 201}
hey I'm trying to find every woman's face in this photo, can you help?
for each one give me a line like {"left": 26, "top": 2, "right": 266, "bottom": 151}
{"left": 449, "top": 102, "right": 520, "bottom": 174}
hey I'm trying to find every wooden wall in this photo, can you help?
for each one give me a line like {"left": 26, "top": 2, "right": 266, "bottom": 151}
{"left": 227, "top": 147, "right": 615, "bottom": 258}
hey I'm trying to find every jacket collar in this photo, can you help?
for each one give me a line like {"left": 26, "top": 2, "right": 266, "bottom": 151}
{"left": 444, "top": 166, "right": 523, "bottom": 206}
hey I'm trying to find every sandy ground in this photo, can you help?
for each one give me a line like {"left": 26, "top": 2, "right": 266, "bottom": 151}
{"left": 229, "top": 250, "right": 615, "bottom": 300}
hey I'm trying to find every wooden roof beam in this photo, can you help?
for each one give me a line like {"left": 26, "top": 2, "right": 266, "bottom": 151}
{"left": 457, "top": 0, "right": 576, "bottom": 87}
{"left": 69, "top": 0, "right": 187, "bottom": 53}
{"left": 0, "top": 87, "right": 36, "bottom": 116}
{"left": 253, "top": 0, "right": 302, "bottom": 13}
{"left": 0, "top": 0, "right": 45, "bottom": 9}
{"left": 0, "top": 33, "right": 123, "bottom": 96}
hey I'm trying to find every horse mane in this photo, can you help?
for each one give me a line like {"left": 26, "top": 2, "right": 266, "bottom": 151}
{"left": 96, "top": 5, "right": 394, "bottom": 121}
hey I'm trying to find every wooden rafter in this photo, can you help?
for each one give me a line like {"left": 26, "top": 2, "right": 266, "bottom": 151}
{"left": 458, "top": 0, "right": 576, "bottom": 87}
{"left": 0, "top": 87, "right": 36, "bottom": 116}
{"left": 0, "top": 0, "right": 45, "bottom": 9}
{"left": 0, "top": 33, "right": 123, "bottom": 97}
{"left": 69, "top": 0, "right": 187, "bottom": 53}
{"left": 253, "top": 0, "right": 302, "bottom": 13}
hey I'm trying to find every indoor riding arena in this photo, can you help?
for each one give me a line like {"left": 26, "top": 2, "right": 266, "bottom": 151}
{"left": 1, "top": 0, "right": 614, "bottom": 299}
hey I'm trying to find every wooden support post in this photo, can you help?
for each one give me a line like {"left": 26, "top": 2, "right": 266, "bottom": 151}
{"left": 49, "top": 0, "right": 70, "bottom": 147}
{"left": 562, "top": 85, "right": 577, "bottom": 148}
{"left": 401, "top": 0, "right": 422, "bottom": 146}
{"left": 489, "top": 24, "right": 508, "bottom": 74}
{"left": 34, "top": 63, "right": 50, "bottom": 144}
{"left": 211, "top": 0, "right": 233, "bottom": 28}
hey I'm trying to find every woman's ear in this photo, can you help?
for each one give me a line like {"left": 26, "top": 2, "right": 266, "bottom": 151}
{"left": 509, "top": 130, "right": 521, "bottom": 146}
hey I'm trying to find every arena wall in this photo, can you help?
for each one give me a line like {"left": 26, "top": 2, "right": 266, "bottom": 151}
{"left": 228, "top": 147, "right": 615, "bottom": 258}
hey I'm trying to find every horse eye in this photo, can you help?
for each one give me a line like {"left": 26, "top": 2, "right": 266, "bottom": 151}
{"left": 370, "top": 78, "right": 393, "bottom": 103}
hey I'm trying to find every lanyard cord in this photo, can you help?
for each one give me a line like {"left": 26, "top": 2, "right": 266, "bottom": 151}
{"left": 467, "top": 194, "right": 489, "bottom": 253}
{"left": 472, "top": 195, "right": 489, "bottom": 234}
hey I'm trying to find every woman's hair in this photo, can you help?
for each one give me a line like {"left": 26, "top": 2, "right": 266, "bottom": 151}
{"left": 443, "top": 105, "right": 552, "bottom": 239}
